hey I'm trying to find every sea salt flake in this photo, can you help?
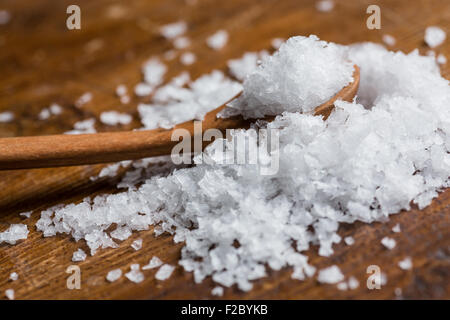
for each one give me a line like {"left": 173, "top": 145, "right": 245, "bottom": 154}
{"left": 381, "top": 237, "right": 396, "bottom": 250}
{"left": 155, "top": 264, "right": 175, "bottom": 280}
{"left": 65, "top": 118, "right": 96, "bottom": 134}
{"left": 207, "top": 30, "right": 229, "bottom": 50}
{"left": 9, "top": 272, "right": 18, "bottom": 281}
{"left": 142, "top": 256, "right": 163, "bottom": 270}
{"left": 382, "top": 34, "right": 396, "bottom": 46}
{"left": 316, "top": 0, "right": 334, "bottom": 12}
{"left": 437, "top": 54, "right": 447, "bottom": 65}
{"left": 348, "top": 276, "right": 359, "bottom": 289}
{"left": 0, "top": 111, "right": 14, "bottom": 123}
{"left": 317, "top": 265, "right": 344, "bottom": 284}
{"left": 344, "top": 236, "right": 355, "bottom": 246}
{"left": 125, "top": 264, "right": 144, "bottom": 283}
{"left": 398, "top": 257, "right": 412, "bottom": 270}
{"left": 100, "top": 111, "right": 132, "bottom": 126}
{"left": 116, "top": 84, "right": 127, "bottom": 97}
{"left": 5, "top": 289, "right": 14, "bottom": 300}
{"left": 211, "top": 286, "right": 224, "bottom": 296}
{"left": 392, "top": 224, "right": 401, "bottom": 233}
{"left": 424, "top": 26, "right": 446, "bottom": 48}
{"left": 180, "top": 52, "right": 196, "bottom": 65}
{"left": 19, "top": 211, "right": 32, "bottom": 219}
{"left": 131, "top": 239, "right": 143, "bottom": 251}
{"left": 135, "top": 83, "right": 154, "bottom": 96}
{"left": 160, "top": 21, "right": 187, "bottom": 39}
{"left": 142, "top": 57, "right": 167, "bottom": 87}
{"left": 106, "top": 269, "right": 122, "bottom": 282}
{"left": 0, "top": 224, "right": 29, "bottom": 245}
{"left": 72, "top": 248, "right": 87, "bottom": 262}
{"left": 271, "top": 38, "right": 284, "bottom": 49}
{"left": 173, "top": 36, "right": 191, "bottom": 49}
{"left": 75, "top": 92, "right": 93, "bottom": 108}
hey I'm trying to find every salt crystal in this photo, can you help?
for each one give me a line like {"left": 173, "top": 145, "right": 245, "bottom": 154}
{"left": 19, "top": 211, "right": 32, "bottom": 219}
{"left": 142, "top": 256, "right": 163, "bottom": 270}
{"left": 437, "top": 54, "right": 447, "bottom": 65}
{"left": 348, "top": 276, "right": 359, "bottom": 289}
{"left": 75, "top": 92, "right": 93, "bottom": 108}
{"left": 315, "top": 0, "right": 334, "bottom": 12}
{"left": 110, "top": 226, "right": 132, "bottom": 241}
{"left": 106, "top": 269, "right": 122, "bottom": 282}
{"left": 392, "top": 224, "right": 401, "bottom": 233}
{"left": 398, "top": 257, "right": 413, "bottom": 270}
{"left": 337, "top": 282, "right": 348, "bottom": 290}
{"left": 50, "top": 103, "right": 62, "bottom": 115}
{"left": 155, "top": 264, "right": 175, "bottom": 281}
{"left": 0, "top": 111, "right": 14, "bottom": 123}
{"left": 211, "top": 286, "right": 224, "bottom": 296}
{"left": 142, "top": 57, "right": 167, "bottom": 87}
{"left": 125, "top": 264, "right": 144, "bottom": 283}
{"left": 206, "top": 30, "right": 229, "bottom": 50}
{"left": 317, "top": 265, "right": 344, "bottom": 284}
{"left": 424, "top": 26, "right": 446, "bottom": 48}
{"left": 131, "top": 239, "right": 143, "bottom": 251}
{"left": 344, "top": 236, "right": 355, "bottom": 246}
{"left": 0, "top": 10, "right": 11, "bottom": 25}
{"left": 65, "top": 118, "right": 96, "bottom": 134}
{"left": 100, "top": 111, "right": 132, "bottom": 126}
{"left": 135, "top": 83, "right": 154, "bottom": 96}
{"left": 381, "top": 237, "right": 396, "bottom": 250}
{"left": 72, "top": 248, "right": 87, "bottom": 262}
{"left": 0, "top": 224, "right": 29, "bottom": 245}
{"left": 38, "top": 108, "right": 51, "bottom": 120}
{"left": 180, "top": 52, "right": 196, "bottom": 65}
{"left": 160, "top": 21, "right": 187, "bottom": 40}
{"left": 5, "top": 289, "right": 14, "bottom": 300}
{"left": 227, "top": 51, "right": 269, "bottom": 81}
{"left": 382, "top": 34, "right": 396, "bottom": 46}
{"left": 222, "top": 35, "right": 354, "bottom": 118}
{"left": 173, "top": 36, "right": 191, "bottom": 49}
{"left": 116, "top": 84, "right": 127, "bottom": 97}
{"left": 9, "top": 272, "right": 18, "bottom": 281}
{"left": 120, "top": 95, "right": 130, "bottom": 104}
{"left": 271, "top": 38, "right": 284, "bottom": 49}
{"left": 164, "top": 50, "right": 177, "bottom": 60}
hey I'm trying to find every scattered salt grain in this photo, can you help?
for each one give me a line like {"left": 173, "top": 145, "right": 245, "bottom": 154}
{"left": 381, "top": 273, "right": 388, "bottom": 285}
{"left": 437, "top": 54, "right": 447, "bottom": 65}
{"left": 39, "top": 104, "right": 62, "bottom": 120}
{"left": 100, "top": 111, "right": 132, "bottom": 126}
{"left": 222, "top": 35, "right": 354, "bottom": 118}
{"left": 110, "top": 226, "right": 132, "bottom": 241}
{"left": 382, "top": 34, "right": 396, "bottom": 46}
{"left": 315, "top": 0, "right": 334, "bottom": 12}
{"left": 72, "top": 248, "right": 87, "bottom": 262}
{"left": 180, "top": 52, "right": 196, "bottom": 65}
{"left": 317, "top": 265, "right": 344, "bottom": 284}
{"left": 164, "top": 50, "right": 177, "bottom": 61}
{"left": 398, "top": 257, "right": 413, "bottom": 270}
{"left": 106, "top": 269, "right": 122, "bottom": 282}
{"left": 392, "top": 224, "right": 401, "bottom": 233}
{"left": 9, "top": 272, "right": 18, "bottom": 281}
{"left": 75, "top": 92, "right": 93, "bottom": 108}
{"left": 173, "top": 36, "right": 191, "bottom": 49}
{"left": 142, "top": 57, "right": 167, "bottom": 87}
{"left": 120, "top": 95, "right": 130, "bottom": 104}
{"left": 207, "top": 30, "right": 229, "bottom": 50}
{"left": 344, "top": 236, "right": 355, "bottom": 246}
{"left": 142, "top": 256, "right": 163, "bottom": 270}
{"left": 0, "top": 111, "right": 14, "bottom": 123}
{"left": 271, "top": 38, "right": 284, "bottom": 50}
{"left": 211, "top": 286, "right": 224, "bottom": 296}
{"left": 19, "top": 211, "right": 32, "bottom": 219}
{"left": 160, "top": 21, "right": 188, "bottom": 40}
{"left": 0, "top": 10, "right": 11, "bottom": 25}
{"left": 155, "top": 264, "right": 175, "bottom": 281}
{"left": 381, "top": 237, "right": 396, "bottom": 250}
{"left": 65, "top": 118, "right": 96, "bottom": 134}
{"left": 134, "top": 83, "right": 154, "bottom": 97}
{"left": 125, "top": 264, "right": 145, "bottom": 283}
{"left": 424, "top": 26, "right": 446, "bottom": 48}
{"left": 5, "top": 289, "right": 14, "bottom": 300}
{"left": 116, "top": 84, "right": 127, "bottom": 97}
{"left": 348, "top": 276, "right": 359, "bottom": 289}
{"left": 131, "top": 239, "right": 143, "bottom": 251}
{"left": 337, "top": 282, "right": 348, "bottom": 290}
{"left": 0, "top": 224, "right": 29, "bottom": 245}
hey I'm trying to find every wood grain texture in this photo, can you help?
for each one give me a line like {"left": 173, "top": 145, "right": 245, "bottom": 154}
{"left": 0, "top": 0, "right": 449, "bottom": 300}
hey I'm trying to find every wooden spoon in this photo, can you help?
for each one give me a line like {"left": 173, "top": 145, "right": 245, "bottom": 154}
{"left": 0, "top": 66, "right": 359, "bottom": 170}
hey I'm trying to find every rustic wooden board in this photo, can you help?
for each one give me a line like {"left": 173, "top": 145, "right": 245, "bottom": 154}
{"left": 0, "top": 0, "right": 449, "bottom": 300}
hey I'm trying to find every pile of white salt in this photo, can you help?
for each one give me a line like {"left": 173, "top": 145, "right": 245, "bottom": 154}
{"left": 27, "top": 36, "right": 450, "bottom": 291}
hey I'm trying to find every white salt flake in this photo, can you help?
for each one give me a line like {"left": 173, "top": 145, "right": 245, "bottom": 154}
{"left": 65, "top": 118, "right": 96, "bottom": 134}
{"left": 316, "top": 0, "right": 334, "bottom": 12}
{"left": 135, "top": 83, "right": 154, "bottom": 96}
{"left": 382, "top": 34, "right": 396, "bottom": 46}
{"left": 424, "top": 26, "right": 446, "bottom": 48}
{"left": 142, "top": 57, "right": 167, "bottom": 87}
{"left": 381, "top": 237, "right": 396, "bottom": 250}
{"left": 125, "top": 264, "right": 144, "bottom": 283}
{"left": 392, "top": 224, "right": 401, "bottom": 233}
{"left": 155, "top": 264, "right": 175, "bottom": 281}
{"left": 0, "top": 224, "right": 29, "bottom": 245}
{"left": 142, "top": 256, "right": 163, "bottom": 270}
{"left": 437, "top": 54, "right": 447, "bottom": 65}
{"left": 271, "top": 38, "right": 284, "bottom": 50}
{"left": 317, "top": 265, "right": 344, "bottom": 284}
{"left": 211, "top": 286, "right": 224, "bottom": 296}
{"left": 9, "top": 272, "right": 18, "bottom": 281}
{"left": 5, "top": 289, "right": 14, "bottom": 300}
{"left": 398, "top": 257, "right": 413, "bottom": 270}
{"left": 72, "top": 248, "right": 87, "bottom": 262}
{"left": 106, "top": 269, "right": 122, "bottom": 282}
{"left": 180, "top": 52, "right": 196, "bottom": 65}
{"left": 100, "top": 111, "right": 132, "bottom": 126}
{"left": 348, "top": 276, "right": 359, "bottom": 289}
{"left": 19, "top": 211, "right": 32, "bottom": 219}
{"left": 173, "top": 36, "right": 191, "bottom": 49}
{"left": 116, "top": 84, "right": 127, "bottom": 97}
{"left": 160, "top": 21, "right": 187, "bottom": 40}
{"left": 131, "top": 239, "right": 143, "bottom": 251}
{"left": 344, "top": 236, "right": 355, "bottom": 246}
{"left": 337, "top": 282, "right": 348, "bottom": 290}
{"left": 0, "top": 111, "right": 14, "bottom": 123}
{"left": 75, "top": 92, "right": 93, "bottom": 108}
{"left": 207, "top": 30, "right": 229, "bottom": 50}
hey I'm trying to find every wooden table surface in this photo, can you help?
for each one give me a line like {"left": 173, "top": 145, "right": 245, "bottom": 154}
{"left": 0, "top": 0, "right": 449, "bottom": 300}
